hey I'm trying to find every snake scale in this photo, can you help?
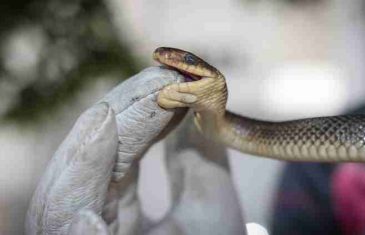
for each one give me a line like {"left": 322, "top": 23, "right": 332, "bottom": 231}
{"left": 154, "top": 47, "right": 365, "bottom": 162}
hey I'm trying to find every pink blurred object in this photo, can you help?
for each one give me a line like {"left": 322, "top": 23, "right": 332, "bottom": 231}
{"left": 332, "top": 163, "right": 365, "bottom": 235}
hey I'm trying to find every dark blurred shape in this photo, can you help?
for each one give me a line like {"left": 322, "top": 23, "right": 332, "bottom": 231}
{"left": 347, "top": 105, "right": 365, "bottom": 115}
{"left": 0, "top": 0, "right": 142, "bottom": 123}
{"left": 270, "top": 163, "right": 341, "bottom": 235}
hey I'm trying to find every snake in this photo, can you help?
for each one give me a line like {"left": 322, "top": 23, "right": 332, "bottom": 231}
{"left": 153, "top": 47, "right": 365, "bottom": 162}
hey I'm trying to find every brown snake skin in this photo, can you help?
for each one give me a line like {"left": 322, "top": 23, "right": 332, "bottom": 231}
{"left": 154, "top": 47, "right": 365, "bottom": 162}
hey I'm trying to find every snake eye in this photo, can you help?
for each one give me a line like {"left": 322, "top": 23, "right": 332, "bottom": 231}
{"left": 184, "top": 54, "right": 196, "bottom": 65}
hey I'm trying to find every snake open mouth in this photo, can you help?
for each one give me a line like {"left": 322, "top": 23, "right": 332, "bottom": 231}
{"left": 160, "top": 64, "right": 202, "bottom": 82}
{"left": 176, "top": 69, "right": 202, "bottom": 82}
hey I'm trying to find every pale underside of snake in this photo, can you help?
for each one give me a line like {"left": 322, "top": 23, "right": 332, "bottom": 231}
{"left": 154, "top": 47, "right": 365, "bottom": 162}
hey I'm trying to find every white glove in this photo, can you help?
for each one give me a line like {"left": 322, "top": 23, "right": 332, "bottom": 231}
{"left": 25, "top": 67, "right": 186, "bottom": 235}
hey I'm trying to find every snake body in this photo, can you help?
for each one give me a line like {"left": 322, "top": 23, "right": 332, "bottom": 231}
{"left": 154, "top": 47, "right": 365, "bottom": 162}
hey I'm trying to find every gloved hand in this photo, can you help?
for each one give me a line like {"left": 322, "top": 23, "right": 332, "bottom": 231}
{"left": 25, "top": 67, "right": 187, "bottom": 235}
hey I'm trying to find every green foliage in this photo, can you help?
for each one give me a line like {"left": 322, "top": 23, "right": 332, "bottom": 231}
{"left": 0, "top": 0, "right": 143, "bottom": 123}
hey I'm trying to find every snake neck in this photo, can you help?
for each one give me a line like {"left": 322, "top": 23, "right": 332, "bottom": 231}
{"left": 196, "top": 111, "right": 266, "bottom": 157}
{"left": 216, "top": 112, "right": 264, "bottom": 154}
{"left": 193, "top": 74, "right": 228, "bottom": 139}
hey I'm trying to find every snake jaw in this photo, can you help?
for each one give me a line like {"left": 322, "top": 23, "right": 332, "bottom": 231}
{"left": 178, "top": 70, "right": 202, "bottom": 82}
{"left": 156, "top": 63, "right": 202, "bottom": 81}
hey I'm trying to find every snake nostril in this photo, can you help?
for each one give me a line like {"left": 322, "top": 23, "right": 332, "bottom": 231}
{"left": 154, "top": 47, "right": 166, "bottom": 58}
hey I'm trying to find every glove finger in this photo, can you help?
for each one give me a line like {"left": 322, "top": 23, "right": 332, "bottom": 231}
{"left": 99, "top": 66, "right": 186, "bottom": 182}
{"left": 26, "top": 102, "right": 118, "bottom": 235}
{"left": 101, "top": 67, "right": 184, "bottom": 115}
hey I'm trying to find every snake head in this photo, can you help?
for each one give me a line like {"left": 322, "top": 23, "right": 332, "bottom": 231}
{"left": 153, "top": 47, "right": 221, "bottom": 81}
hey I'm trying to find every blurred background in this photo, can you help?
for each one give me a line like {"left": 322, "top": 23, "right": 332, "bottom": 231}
{"left": 1, "top": 0, "right": 365, "bottom": 234}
